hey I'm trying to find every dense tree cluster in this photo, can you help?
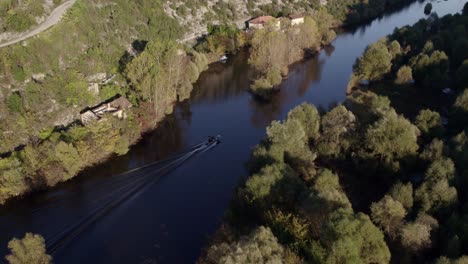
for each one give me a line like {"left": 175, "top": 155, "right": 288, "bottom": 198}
{"left": 0, "top": 0, "right": 185, "bottom": 154}
{"left": 6, "top": 233, "right": 51, "bottom": 264}
{"left": 0, "top": 115, "right": 142, "bottom": 203}
{"left": 125, "top": 39, "right": 208, "bottom": 115}
{"left": 203, "top": 7, "right": 468, "bottom": 263}
{"left": 248, "top": 16, "right": 329, "bottom": 98}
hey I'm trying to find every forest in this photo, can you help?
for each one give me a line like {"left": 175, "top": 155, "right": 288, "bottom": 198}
{"left": 0, "top": 0, "right": 465, "bottom": 263}
{"left": 0, "top": 0, "right": 208, "bottom": 205}
{"left": 200, "top": 5, "right": 468, "bottom": 264}
{"left": 0, "top": 0, "right": 418, "bottom": 206}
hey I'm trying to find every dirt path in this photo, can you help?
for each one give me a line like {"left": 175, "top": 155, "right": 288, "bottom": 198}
{"left": 0, "top": 0, "right": 77, "bottom": 48}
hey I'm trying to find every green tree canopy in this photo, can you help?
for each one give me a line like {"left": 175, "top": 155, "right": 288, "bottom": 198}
{"left": 287, "top": 103, "right": 321, "bottom": 140}
{"left": 395, "top": 65, "right": 413, "bottom": 85}
{"left": 203, "top": 226, "right": 292, "bottom": 264}
{"left": 415, "top": 109, "right": 444, "bottom": 140}
{"left": 345, "top": 91, "right": 392, "bottom": 126}
{"left": 6, "top": 233, "right": 51, "bottom": 264}
{"left": 355, "top": 41, "right": 393, "bottom": 81}
{"left": 317, "top": 105, "right": 356, "bottom": 157}
{"left": 364, "top": 110, "right": 420, "bottom": 162}
{"left": 415, "top": 158, "right": 458, "bottom": 213}
{"left": 371, "top": 195, "right": 406, "bottom": 238}
{"left": 389, "top": 181, "right": 414, "bottom": 210}
{"left": 399, "top": 213, "right": 438, "bottom": 252}
{"left": 321, "top": 209, "right": 391, "bottom": 264}
{"left": 410, "top": 49, "right": 449, "bottom": 88}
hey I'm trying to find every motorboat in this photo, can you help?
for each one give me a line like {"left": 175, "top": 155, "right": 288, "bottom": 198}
{"left": 207, "top": 135, "right": 221, "bottom": 145}
{"left": 219, "top": 55, "right": 228, "bottom": 62}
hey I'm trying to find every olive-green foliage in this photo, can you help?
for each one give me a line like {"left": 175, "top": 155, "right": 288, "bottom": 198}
{"left": 420, "top": 139, "right": 447, "bottom": 162}
{"left": 371, "top": 195, "right": 406, "bottom": 237}
{"left": 344, "top": 91, "right": 392, "bottom": 126}
{"left": 251, "top": 66, "right": 283, "bottom": 96}
{"left": 99, "top": 85, "right": 122, "bottom": 101}
{"left": 451, "top": 132, "right": 468, "bottom": 174}
{"left": 209, "top": 8, "right": 468, "bottom": 264}
{"left": 6, "top": 93, "right": 23, "bottom": 113}
{"left": 265, "top": 209, "right": 310, "bottom": 251}
{"left": 415, "top": 158, "right": 458, "bottom": 213}
{"left": 453, "top": 89, "right": 468, "bottom": 124}
{"left": 197, "top": 24, "right": 242, "bottom": 55}
{"left": 410, "top": 47, "right": 449, "bottom": 88}
{"left": 301, "top": 170, "right": 352, "bottom": 233}
{"left": 0, "top": 115, "right": 141, "bottom": 204}
{"left": 0, "top": 156, "right": 27, "bottom": 203}
{"left": 54, "top": 141, "right": 82, "bottom": 181}
{"left": 244, "top": 162, "right": 302, "bottom": 207}
{"left": 389, "top": 181, "right": 414, "bottom": 210}
{"left": 399, "top": 213, "right": 438, "bottom": 252}
{"left": 436, "top": 256, "right": 468, "bottom": 264}
{"left": 266, "top": 118, "right": 313, "bottom": 161}
{"left": 0, "top": 0, "right": 184, "bottom": 153}
{"left": 0, "top": 0, "right": 48, "bottom": 33}
{"left": 321, "top": 209, "right": 391, "bottom": 264}
{"left": 415, "top": 109, "right": 444, "bottom": 140}
{"left": 313, "top": 8, "right": 337, "bottom": 45}
{"left": 316, "top": 105, "right": 356, "bottom": 157}
{"left": 287, "top": 103, "right": 321, "bottom": 140}
{"left": 6, "top": 233, "right": 51, "bottom": 264}
{"left": 364, "top": 110, "right": 419, "bottom": 162}
{"left": 354, "top": 40, "right": 393, "bottom": 81}
{"left": 249, "top": 24, "right": 288, "bottom": 90}
{"left": 248, "top": 16, "right": 323, "bottom": 94}
{"left": 395, "top": 65, "right": 413, "bottom": 85}
{"left": 388, "top": 40, "right": 402, "bottom": 58}
{"left": 125, "top": 39, "right": 206, "bottom": 114}
{"left": 202, "top": 226, "right": 289, "bottom": 264}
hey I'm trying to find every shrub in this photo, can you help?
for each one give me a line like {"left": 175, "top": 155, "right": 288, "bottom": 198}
{"left": 395, "top": 65, "right": 413, "bottom": 85}
{"left": 6, "top": 233, "right": 51, "bottom": 264}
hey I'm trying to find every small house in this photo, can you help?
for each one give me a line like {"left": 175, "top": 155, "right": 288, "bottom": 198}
{"left": 246, "top": 16, "right": 280, "bottom": 30}
{"left": 289, "top": 14, "right": 305, "bottom": 26}
{"left": 320, "top": 0, "right": 328, "bottom": 6}
{"left": 80, "top": 96, "right": 133, "bottom": 125}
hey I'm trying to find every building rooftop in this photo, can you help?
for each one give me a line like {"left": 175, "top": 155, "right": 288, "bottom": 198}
{"left": 248, "top": 16, "right": 275, "bottom": 25}
{"left": 288, "top": 13, "right": 305, "bottom": 19}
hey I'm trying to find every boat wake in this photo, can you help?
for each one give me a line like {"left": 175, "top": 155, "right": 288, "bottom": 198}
{"left": 38, "top": 138, "right": 220, "bottom": 254}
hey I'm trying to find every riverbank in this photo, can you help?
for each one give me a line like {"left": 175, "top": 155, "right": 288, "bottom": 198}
{"left": 0, "top": 0, "right": 424, "bottom": 206}
{"left": 199, "top": 3, "right": 468, "bottom": 264}
{"left": 0, "top": 0, "right": 465, "bottom": 262}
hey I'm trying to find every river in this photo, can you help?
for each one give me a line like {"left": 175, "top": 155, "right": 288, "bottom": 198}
{"left": 0, "top": 0, "right": 465, "bottom": 263}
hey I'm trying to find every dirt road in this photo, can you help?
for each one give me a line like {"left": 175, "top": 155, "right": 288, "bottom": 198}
{"left": 0, "top": 0, "right": 77, "bottom": 48}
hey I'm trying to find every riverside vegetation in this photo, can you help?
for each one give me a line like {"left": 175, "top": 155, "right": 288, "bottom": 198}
{"left": 0, "top": 0, "right": 418, "bottom": 206}
{"left": 0, "top": 0, "right": 432, "bottom": 261}
{"left": 200, "top": 4, "right": 468, "bottom": 264}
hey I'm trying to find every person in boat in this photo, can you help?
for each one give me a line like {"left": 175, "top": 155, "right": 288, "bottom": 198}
{"left": 207, "top": 135, "right": 221, "bottom": 144}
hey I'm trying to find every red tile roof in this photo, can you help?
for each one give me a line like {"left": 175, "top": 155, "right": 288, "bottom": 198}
{"left": 249, "top": 16, "right": 275, "bottom": 25}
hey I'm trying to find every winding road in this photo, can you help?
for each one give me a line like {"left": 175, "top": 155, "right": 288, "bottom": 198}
{"left": 0, "top": 0, "right": 76, "bottom": 48}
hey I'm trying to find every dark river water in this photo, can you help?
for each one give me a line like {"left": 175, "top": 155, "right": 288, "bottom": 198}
{"left": 0, "top": 1, "right": 465, "bottom": 263}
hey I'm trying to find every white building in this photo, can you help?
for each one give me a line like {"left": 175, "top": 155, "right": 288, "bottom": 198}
{"left": 289, "top": 14, "right": 305, "bottom": 26}
{"left": 246, "top": 16, "right": 280, "bottom": 30}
